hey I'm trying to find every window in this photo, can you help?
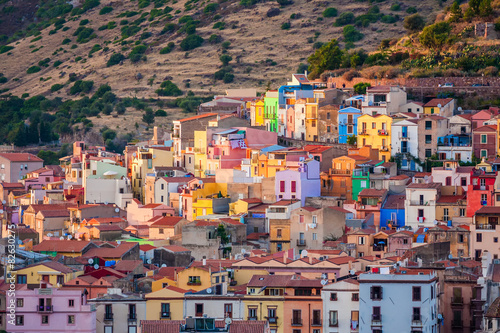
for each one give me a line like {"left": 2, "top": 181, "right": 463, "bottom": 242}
{"left": 105, "top": 304, "right": 113, "bottom": 320}
{"left": 161, "top": 183, "right": 164, "bottom": 190}
{"left": 347, "top": 125, "right": 353, "bottom": 134}
{"left": 329, "top": 311, "right": 338, "bottom": 327}
{"left": 188, "top": 276, "right": 201, "bottom": 285}
{"left": 68, "top": 315, "right": 75, "bottom": 324}
{"left": 425, "top": 121, "right": 432, "bottom": 130}
{"left": 277, "top": 229, "right": 282, "bottom": 238}
{"left": 16, "top": 275, "right": 27, "bottom": 284}
{"left": 481, "top": 149, "right": 488, "bottom": 158}
{"left": 17, "top": 298, "right": 23, "bottom": 307}
{"left": 372, "top": 306, "right": 381, "bottom": 321}
{"left": 291, "top": 181, "right": 296, "bottom": 193}
{"left": 330, "top": 292, "right": 337, "bottom": 301}
{"left": 327, "top": 125, "right": 331, "bottom": 133}
{"left": 425, "top": 149, "right": 432, "bottom": 158}
{"left": 292, "top": 309, "right": 302, "bottom": 325}
{"left": 161, "top": 303, "right": 170, "bottom": 318}
{"left": 461, "top": 177, "right": 467, "bottom": 186}
{"left": 352, "top": 293, "right": 359, "bottom": 301}
{"left": 370, "top": 286, "right": 382, "bottom": 300}
{"left": 69, "top": 299, "right": 74, "bottom": 307}
{"left": 495, "top": 237, "right": 498, "bottom": 243}
{"left": 159, "top": 228, "right": 164, "bottom": 234}
{"left": 312, "top": 120, "right": 316, "bottom": 128}
{"left": 16, "top": 315, "right": 24, "bottom": 326}
{"left": 443, "top": 208, "right": 449, "bottom": 220}
{"left": 482, "top": 194, "right": 488, "bottom": 203}
{"left": 477, "top": 233, "right": 482, "bottom": 242}
{"left": 280, "top": 181, "right": 285, "bottom": 192}
{"left": 267, "top": 307, "right": 277, "bottom": 319}
{"left": 312, "top": 310, "right": 321, "bottom": 326}
{"left": 412, "top": 286, "right": 421, "bottom": 301}
{"left": 42, "top": 315, "right": 49, "bottom": 324}
{"left": 248, "top": 306, "right": 257, "bottom": 319}
{"left": 358, "top": 236, "right": 365, "bottom": 245}
{"left": 129, "top": 304, "right": 136, "bottom": 320}
{"left": 195, "top": 303, "right": 204, "bottom": 317}
{"left": 459, "top": 208, "right": 465, "bottom": 217}
{"left": 425, "top": 135, "right": 432, "bottom": 144}
{"left": 481, "top": 134, "right": 487, "bottom": 144}
{"left": 312, "top": 233, "right": 317, "bottom": 240}
{"left": 413, "top": 307, "right": 421, "bottom": 321}
{"left": 458, "top": 234, "right": 464, "bottom": 243}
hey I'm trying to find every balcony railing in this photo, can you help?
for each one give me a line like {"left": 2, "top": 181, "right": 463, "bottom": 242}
{"left": 476, "top": 224, "right": 495, "bottom": 230}
{"left": 297, "top": 239, "right": 306, "bottom": 246}
{"left": 380, "top": 146, "right": 389, "bottom": 152}
{"left": 409, "top": 200, "right": 435, "bottom": 206}
{"left": 160, "top": 311, "right": 171, "bottom": 319}
{"left": 266, "top": 316, "right": 278, "bottom": 324}
{"left": 373, "top": 245, "right": 386, "bottom": 252}
{"left": 372, "top": 314, "right": 382, "bottom": 323}
{"left": 359, "top": 130, "right": 368, "bottom": 135}
{"left": 412, "top": 314, "right": 422, "bottom": 324}
{"left": 330, "top": 169, "right": 352, "bottom": 175}
{"left": 399, "top": 135, "right": 410, "bottom": 141}
{"left": 128, "top": 314, "right": 137, "bottom": 321}
{"left": 37, "top": 305, "right": 53, "bottom": 313}
{"left": 378, "top": 129, "right": 389, "bottom": 136}
{"left": 451, "top": 297, "right": 464, "bottom": 306}
{"left": 248, "top": 316, "right": 258, "bottom": 321}
{"left": 311, "top": 319, "right": 322, "bottom": 327}
{"left": 291, "top": 319, "right": 303, "bottom": 326}
{"left": 104, "top": 313, "right": 113, "bottom": 321}
{"left": 187, "top": 281, "right": 202, "bottom": 286}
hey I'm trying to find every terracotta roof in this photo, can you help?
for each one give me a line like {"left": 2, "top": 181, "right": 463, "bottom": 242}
{"left": 158, "top": 266, "right": 185, "bottom": 279}
{"left": 178, "top": 113, "right": 218, "bottom": 122}
{"left": 142, "top": 203, "right": 163, "bottom": 209}
{"left": 248, "top": 203, "right": 270, "bottom": 212}
{"left": 218, "top": 218, "right": 243, "bottom": 226}
{"left": 165, "top": 285, "right": 189, "bottom": 293}
{"left": 247, "top": 232, "right": 268, "bottom": 240}
{"left": 388, "top": 174, "right": 410, "bottom": 180}
{"left": 476, "top": 206, "right": 500, "bottom": 214}
{"left": 301, "top": 206, "right": 319, "bottom": 212}
{"left": 28, "top": 203, "right": 76, "bottom": 213}
{"left": 83, "top": 242, "right": 138, "bottom": 259}
{"left": 327, "top": 256, "right": 356, "bottom": 265}
{"left": 460, "top": 260, "right": 482, "bottom": 268}
{"left": 434, "top": 260, "right": 458, "bottom": 268}
{"left": 93, "top": 225, "right": 123, "bottom": 232}
{"left": 140, "top": 244, "right": 156, "bottom": 252}
{"left": 358, "top": 188, "right": 387, "bottom": 197}
{"left": 437, "top": 195, "right": 466, "bottom": 203}
{"left": 16, "top": 260, "right": 74, "bottom": 274}
{"left": 33, "top": 240, "right": 92, "bottom": 253}
{"left": 382, "top": 195, "right": 406, "bottom": 209}
{"left": 414, "top": 172, "right": 431, "bottom": 178}
{"left": 114, "top": 260, "right": 143, "bottom": 272}
{"left": 0, "top": 182, "right": 24, "bottom": 189}
{"left": 38, "top": 209, "right": 70, "bottom": 218}
{"left": 162, "top": 245, "right": 191, "bottom": 253}
{"left": 302, "top": 145, "right": 332, "bottom": 153}
{"left": 407, "top": 182, "right": 441, "bottom": 189}
{"left": 150, "top": 216, "right": 184, "bottom": 227}
{"left": 328, "top": 206, "right": 351, "bottom": 213}
{"left": 474, "top": 124, "right": 497, "bottom": 132}
{"left": 194, "top": 220, "right": 220, "bottom": 227}
{"left": 160, "top": 176, "right": 193, "bottom": 183}
{"left": 248, "top": 274, "right": 322, "bottom": 288}
{"left": 424, "top": 98, "right": 454, "bottom": 107}
{"left": 456, "top": 166, "right": 474, "bottom": 173}
{"left": 86, "top": 217, "right": 126, "bottom": 224}
{"left": 458, "top": 114, "right": 472, "bottom": 120}
{"left": 271, "top": 199, "right": 301, "bottom": 206}
{"left": 0, "top": 153, "right": 43, "bottom": 162}
{"left": 141, "top": 320, "right": 268, "bottom": 333}
{"left": 240, "top": 198, "right": 262, "bottom": 204}
{"left": 486, "top": 297, "right": 500, "bottom": 318}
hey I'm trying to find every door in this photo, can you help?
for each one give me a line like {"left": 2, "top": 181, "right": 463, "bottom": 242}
{"left": 402, "top": 126, "right": 407, "bottom": 138}
{"left": 224, "top": 304, "right": 233, "bottom": 318}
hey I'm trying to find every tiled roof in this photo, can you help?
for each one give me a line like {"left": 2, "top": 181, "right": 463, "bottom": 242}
{"left": 328, "top": 206, "right": 351, "bottom": 213}
{"left": 158, "top": 266, "right": 185, "bottom": 279}
{"left": 150, "top": 216, "right": 184, "bottom": 227}
{"left": 327, "top": 256, "right": 356, "bottom": 265}
{"left": 424, "top": 98, "right": 454, "bottom": 107}
{"left": 474, "top": 124, "right": 497, "bottom": 132}
{"left": 114, "top": 260, "right": 143, "bottom": 272}
{"left": 33, "top": 240, "right": 92, "bottom": 253}
{"left": 486, "top": 297, "right": 500, "bottom": 318}
{"left": 163, "top": 245, "right": 191, "bottom": 253}
{"left": 456, "top": 166, "right": 474, "bottom": 173}
{"left": 302, "top": 145, "right": 332, "bottom": 153}
{"left": 93, "top": 225, "right": 123, "bottom": 232}
{"left": 247, "top": 232, "right": 268, "bottom": 240}
{"left": 271, "top": 199, "right": 301, "bottom": 206}
{"left": 139, "top": 244, "right": 156, "bottom": 252}
{"left": 0, "top": 182, "right": 24, "bottom": 188}
{"left": 248, "top": 274, "right": 322, "bottom": 288}
{"left": 407, "top": 182, "right": 441, "bottom": 189}
{"left": 16, "top": 260, "right": 74, "bottom": 274}
{"left": 0, "top": 153, "right": 43, "bottom": 162}
{"left": 141, "top": 320, "right": 268, "bottom": 333}
{"left": 358, "top": 188, "right": 387, "bottom": 197}
{"left": 240, "top": 198, "right": 262, "bottom": 204}
{"left": 388, "top": 174, "right": 410, "bottom": 180}
{"left": 142, "top": 203, "right": 164, "bottom": 209}
{"left": 437, "top": 195, "right": 466, "bottom": 203}
{"left": 178, "top": 113, "right": 218, "bottom": 122}
{"left": 87, "top": 217, "right": 126, "bottom": 224}
{"left": 476, "top": 206, "right": 500, "bottom": 214}
{"left": 382, "top": 195, "right": 406, "bottom": 209}
{"left": 414, "top": 172, "right": 431, "bottom": 178}
{"left": 28, "top": 203, "right": 76, "bottom": 213}
{"left": 301, "top": 206, "right": 319, "bottom": 212}
{"left": 83, "top": 242, "right": 138, "bottom": 259}
{"left": 38, "top": 209, "right": 70, "bottom": 218}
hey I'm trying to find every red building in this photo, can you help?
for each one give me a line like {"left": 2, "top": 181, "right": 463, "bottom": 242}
{"left": 472, "top": 125, "right": 497, "bottom": 159}
{"left": 467, "top": 168, "right": 497, "bottom": 217}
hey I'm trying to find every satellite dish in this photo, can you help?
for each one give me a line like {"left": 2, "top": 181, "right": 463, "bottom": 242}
{"left": 0, "top": 209, "right": 4, "bottom": 214}
{"left": 437, "top": 104, "right": 442, "bottom": 108}
{"left": 132, "top": 153, "right": 137, "bottom": 157}
{"left": 308, "top": 154, "right": 314, "bottom": 159}
{"left": 206, "top": 287, "right": 213, "bottom": 294}
{"left": 161, "top": 264, "right": 167, "bottom": 268}
{"left": 17, "top": 239, "right": 23, "bottom": 245}
{"left": 104, "top": 201, "right": 108, "bottom": 205}
{"left": 68, "top": 235, "right": 73, "bottom": 240}
{"left": 349, "top": 269, "right": 356, "bottom": 275}
{"left": 433, "top": 220, "right": 438, "bottom": 225}
{"left": 59, "top": 236, "right": 64, "bottom": 240}
{"left": 199, "top": 180, "right": 203, "bottom": 185}
{"left": 47, "top": 233, "right": 53, "bottom": 237}
{"left": 115, "top": 208, "right": 120, "bottom": 213}
{"left": 321, "top": 279, "right": 328, "bottom": 285}
{"left": 241, "top": 248, "right": 246, "bottom": 254}
{"left": 458, "top": 107, "right": 462, "bottom": 111}
{"left": 225, "top": 317, "right": 232, "bottom": 325}
{"left": 448, "top": 254, "right": 453, "bottom": 260}
{"left": 1, "top": 200, "right": 5, "bottom": 204}
{"left": 147, "top": 259, "right": 152, "bottom": 264}
{"left": 301, "top": 250, "right": 308, "bottom": 258}
{"left": 117, "top": 240, "right": 121, "bottom": 244}
{"left": 94, "top": 264, "right": 99, "bottom": 270}
{"left": 321, "top": 273, "right": 327, "bottom": 279}
{"left": 88, "top": 258, "right": 94, "bottom": 264}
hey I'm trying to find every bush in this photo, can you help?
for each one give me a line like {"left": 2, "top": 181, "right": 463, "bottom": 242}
{"left": 70, "top": 80, "right": 94, "bottom": 95}
{"left": 419, "top": 22, "right": 451, "bottom": 48}
{"left": 156, "top": 80, "right": 182, "bottom": 96}
{"left": 221, "top": 41, "right": 231, "bottom": 49}
{"left": 223, "top": 73, "right": 234, "bottom": 83}
{"left": 406, "top": 6, "right": 417, "bottom": 13}
{"left": 121, "top": 25, "right": 141, "bottom": 38}
{"left": 88, "top": 44, "right": 102, "bottom": 56}
{"left": 343, "top": 69, "right": 359, "bottom": 80}
{"left": 159, "top": 42, "right": 175, "bottom": 54}
{"left": 240, "top": 0, "right": 258, "bottom": 6}
{"left": 0, "top": 76, "right": 7, "bottom": 84}
{"left": 277, "top": 0, "right": 292, "bottom": 5}
{"left": 62, "top": 38, "right": 71, "bottom": 45}
{"left": 107, "top": 53, "right": 125, "bottom": 67}
{"left": 99, "top": 6, "right": 113, "bottom": 15}
{"left": 73, "top": 27, "right": 95, "bottom": 43}
{"left": 322, "top": 7, "right": 338, "bottom": 17}
{"left": 0, "top": 45, "right": 13, "bottom": 54}
{"left": 354, "top": 82, "right": 371, "bottom": 94}
{"left": 281, "top": 22, "right": 291, "bottom": 30}
{"left": 381, "top": 15, "right": 397, "bottom": 24}
{"left": 80, "top": 19, "right": 89, "bottom": 26}
{"left": 155, "top": 109, "right": 167, "bottom": 116}
{"left": 115, "top": 103, "right": 126, "bottom": 115}
{"left": 208, "top": 34, "right": 222, "bottom": 44}
{"left": 203, "top": 3, "right": 219, "bottom": 13}
{"left": 27, "top": 66, "right": 41, "bottom": 74}
{"left": 335, "top": 12, "right": 355, "bottom": 26}
{"left": 404, "top": 14, "right": 425, "bottom": 33}
{"left": 180, "top": 34, "right": 203, "bottom": 51}
{"left": 343, "top": 25, "right": 363, "bottom": 42}
{"left": 213, "top": 21, "right": 225, "bottom": 30}
{"left": 163, "top": 23, "right": 177, "bottom": 34}
{"left": 51, "top": 84, "right": 64, "bottom": 92}
{"left": 220, "top": 54, "right": 232, "bottom": 66}
{"left": 390, "top": 3, "right": 400, "bottom": 11}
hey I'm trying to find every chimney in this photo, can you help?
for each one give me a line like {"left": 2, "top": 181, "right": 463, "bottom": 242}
{"left": 309, "top": 255, "right": 313, "bottom": 265}
{"left": 174, "top": 268, "right": 177, "bottom": 282}
{"left": 283, "top": 253, "right": 287, "bottom": 264}
{"left": 203, "top": 257, "right": 206, "bottom": 266}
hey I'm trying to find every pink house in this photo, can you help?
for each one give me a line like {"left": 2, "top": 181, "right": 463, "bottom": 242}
{"left": 286, "top": 106, "right": 295, "bottom": 138}
{"left": 471, "top": 110, "right": 492, "bottom": 129}
{"left": 22, "top": 166, "right": 65, "bottom": 190}
{"left": 126, "top": 199, "right": 175, "bottom": 225}
{"left": 7, "top": 285, "right": 96, "bottom": 332}
{"left": 275, "top": 159, "right": 320, "bottom": 205}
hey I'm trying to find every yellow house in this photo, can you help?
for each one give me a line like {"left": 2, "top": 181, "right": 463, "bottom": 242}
{"left": 145, "top": 286, "right": 187, "bottom": 320}
{"left": 13, "top": 261, "right": 83, "bottom": 286}
{"left": 251, "top": 100, "right": 265, "bottom": 126}
{"left": 357, "top": 114, "right": 392, "bottom": 161}
{"left": 176, "top": 266, "right": 229, "bottom": 292}
{"left": 181, "top": 179, "right": 228, "bottom": 221}
{"left": 295, "top": 98, "right": 319, "bottom": 142}
{"left": 32, "top": 239, "right": 95, "bottom": 258}
{"left": 193, "top": 130, "right": 208, "bottom": 177}
{"left": 131, "top": 147, "right": 174, "bottom": 201}
{"left": 151, "top": 276, "right": 177, "bottom": 292}
{"left": 269, "top": 218, "right": 291, "bottom": 253}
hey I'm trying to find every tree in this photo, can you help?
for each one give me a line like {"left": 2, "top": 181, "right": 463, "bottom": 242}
{"left": 347, "top": 135, "right": 357, "bottom": 145}
{"left": 307, "top": 39, "right": 344, "bottom": 79}
{"left": 219, "top": 54, "right": 232, "bottom": 66}
{"left": 419, "top": 22, "right": 451, "bottom": 49}
{"left": 142, "top": 108, "right": 155, "bottom": 126}
{"left": 354, "top": 82, "right": 371, "bottom": 94}
{"left": 449, "top": 1, "right": 462, "bottom": 22}
{"left": 216, "top": 224, "right": 230, "bottom": 244}
{"left": 469, "top": 0, "right": 481, "bottom": 14}
{"left": 479, "top": 0, "right": 492, "bottom": 17}
{"left": 403, "top": 14, "right": 425, "bottom": 33}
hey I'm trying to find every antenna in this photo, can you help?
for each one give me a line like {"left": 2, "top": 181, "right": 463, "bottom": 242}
{"left": 199, "top": 180, "right": 203, "bottom": 185}
{"left": 458, "top": 107, "right": 462, "bottom": 112}
{"left": 448, "top": 253, "right": 453, "bottom": 260}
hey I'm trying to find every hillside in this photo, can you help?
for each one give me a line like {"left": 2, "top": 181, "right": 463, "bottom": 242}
{"left": 0, "top": 0, "right": 446, "bottom": 99}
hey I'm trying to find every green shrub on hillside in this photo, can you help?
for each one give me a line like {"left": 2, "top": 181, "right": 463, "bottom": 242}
{"left": 159, "top": 42, "right": 175, "bottom": 54}
{"left": 51, "top": 84, "right": 64, "bottom": 92}
{"left": 180, "top": 34, "right": 203, "bottom": 51}
{"left": 70, "top": 80, "right": 94, "bottom": 95}
{"left": 322, "top": 7, "right": 338, "bottom": 17}
{"left": 99, "top": 6, "right": 113, "bottom": 15}
{"left": 107, "top": 53, "right": 125, "bottom": 66}
{"left": 155, "top": 80, "right": 182, "bottom": 96}
{"left": 419, "top": 22, "right": 451, "bottom": 48}
{"left": 335, "top": 12, "right": 355, "bottom": 26}
{"left": 203, "top": 3, "right": 219, "bottom": 13}
{"left": 27, "top": 66, "right": 41, "bottom": 74}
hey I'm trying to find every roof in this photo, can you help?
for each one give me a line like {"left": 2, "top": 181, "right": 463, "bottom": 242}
{"left": 247, "top": 232, "right": 268, "bottom": 240}
{"left": 0, "top": 153, "right": 43, "bottom": 162}
{"left": 83, "top": 242, "right": 138, "bottom": 259}
{"left": 271, "top": 199, "right": 300, "bottom": 206}
{"left": 157, "top": 266, "right": 185, "bottom": 279}
{"left": 407, "top": 182, "right": 441, "bottom": 189}
{"left": 0, "top": 182, "right": 24, "bottom": 189}
{"left": 382, "top": 195, "right": 406, "bottom": 209}
{"left": 358, "top": 188, "right": 387, "bottom": 197}
{"left": 160, "top": 176, "right": 193, "bottom": 183}
{"left": 424, "top": 98, "right": 454, "bottom": 107}
{"left": 247, "top": 274, "right": 322, "bottom": 288}
{"left": 141, "top": 320, "right": 268, "bottom": 333}
{"left": 38, "top": 209, "right": 70, "bottom": 218}
{"left": 414, "top": 172, "right": 431, "bottom": 178}
{"left": 179, "top": 113, "right": 218, "bottom": 122}
{"left": 474, "top": 124, "right": 497, "bottom": 132}
{"left": 437, "top": 195, "right": 466, "bottom": 203}
{"left": 301, "top": 206, "right": 320, "bottom": 212}
{"left": 139, "top": 244, "right": 156, "bottom": 252}
{"left": 328, "top": 206, "right": 351, "bottom": 214}
{"left": 388, "top": 174, "right": 410, "bottom": 181}
{"left": 492, "top": 265, "right": 500, "bottom": 283}
{"left": 302, "top": 145, "right": 332, "bottom": 153}
{"left": 486, "top": 297, "right": 500, "bottom": 318}
{"left": 92, "top": 225, "right": 123, "bottom": 232}
{"left": 240, "top": 198, "right": 262, "bottom": 204}
{"left": 150, "top": 216, "right": 184, "bottom": 227}
{"left": 16, "top": 260, "right": 74, "bottom": 274}
{"left": 114, "top": 260, "right": 144, "bottom": 272}
{"left": 366, "top": 85, "right": 396, "bottom": 93}
{"left": 33, "top": 240, "right": 92, "bottom": 253}
{"left": 475, "top": 206, "right": 500, "bottom": 214}
{"left": 162, "top": 245, "right": 191, "bottom": 253}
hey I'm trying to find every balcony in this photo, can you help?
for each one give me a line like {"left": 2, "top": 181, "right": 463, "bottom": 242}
{"left": 380, "top": 146, "right": 389, "bottom": 152}
{"left": 399, "top": 135, "right": 410, "bottom": 141}
{"left": 330, "top": 169, "right": 352, "bottom": 175}
{"left": 160, "top": 311, "right": 171, "bottom": 319}
{"left": 204, "top": 170, "right": 215, "bottom": 176}
{"left": 451, "top": 297, "right": 464, "bottom": 306}
{"left": 187, "top": 281, "right": 202, "bottom": 286}
{"left": 411, "top": 314, "right": 422, "bottom": 325}
{"left": 359, "top": 130, "right": 368, "bottom": 136}
{"left": 476, "top": 224, "right": 495, "bottom": 230}
{"left": 371, "top": 314, "right": 382, "bottom": 324}
{"left": 311, "top": 319, "right": 322, "bottom": 327}
{"left": 266, "top": 316, "right": 278, "bottom": 324}
{"left": 104, "top": 313, "right": 113, "bottom": 321}
{"left": 291, "top": 319, "right": 303, "bottom": 326}
{"left": 378, "top": 129, "right": 389, "bottom": 136}
{"left": 297, "top": 239, "right": 306, "bottom": 246}
{"left": 372, "top": 245, "right": 386, "bottom": 252}
{"left": 247, "top": 316, "right": 258, "bottom": 321}
{"left": 37, "top": 305, "right": 53, "bottom": 313}
{"left": 128, "top": 314, "right": 137, "bottom": 322}
{"left": 409, "top": 200, "right": 435, "bottom": 206}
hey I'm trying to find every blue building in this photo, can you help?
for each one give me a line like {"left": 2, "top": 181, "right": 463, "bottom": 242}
{"left": 380, "top": 194, "right": 406, "bottom": 228}
{"left": 338, "top": 107, "right": 362, "bottom": 144}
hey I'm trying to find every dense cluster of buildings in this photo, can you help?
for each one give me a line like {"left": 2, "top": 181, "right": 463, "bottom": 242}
{"left": 2, "top": 74, "right": 500, "bottom": 332}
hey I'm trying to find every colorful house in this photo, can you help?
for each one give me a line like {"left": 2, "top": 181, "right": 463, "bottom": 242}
{"left": 250, "top": 99, "right": 265, "bottom": 127}
{"left": 275, "top": 159, "right": 320, "bottom": 204}
{"left": 423, "top": 98, "right": 455, "bottom": 117}
{"left": 13, "top": 261, "right": 83, "bottom": 287}
{"left": 338, "top": 107, "right": 362, "bottom": 144}
{"left": 473, "top": 124, "right": 497, "bottom": 159}
{"left": 391, "top": 119, "right": 420, "bottom": 171}
{"left": 264, "top": 90, "right": 279, "bottom": 132}
{"left": 179, "top": 178, "right": 229, "bottom": 221}
{"left": 361, "top": 85, "right": 407, "bottom": 116}
{"left": 467, "top": 165, "right": 497, "bottom": 217}
{"left": 380, "top": 194, "right": 406, "bottom": 228}
{"left": 357, "top": 114, "right": 392, "bottom": 161}
{"left": 145, "top": 286, "right": 188, "bottom": 320}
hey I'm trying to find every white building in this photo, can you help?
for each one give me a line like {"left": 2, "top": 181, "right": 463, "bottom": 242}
{"left": 362, "top": 85, "right": 407, "bottom": 116}
{"left": 358, "top": 268, "right": 438, "bottom": 333}
{"left": 154, "top": 176, "right": 192, "bottom": 206}
{"left": 399, "top": 101, "right": 424, "bottom": 114}
{"left": 391, "top": 119, "right": 420, "bottom": 171}
{"left": 321, "top": 279, "right": 360, "bottom": 333}
{"left": 183, "top": 287, "right": 243, "bottom": 320}
{"left": 404, "top": 183, "right": 442, "bottom": 230}
{"left": 449, "top": 114, "right": 472, "bottom": 135}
